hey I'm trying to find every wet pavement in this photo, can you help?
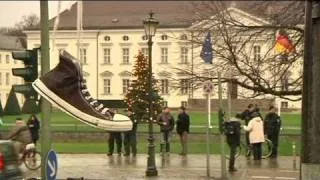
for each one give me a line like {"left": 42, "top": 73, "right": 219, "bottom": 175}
{"left": 24, "top": 154, "right": 300, "bottom": 180}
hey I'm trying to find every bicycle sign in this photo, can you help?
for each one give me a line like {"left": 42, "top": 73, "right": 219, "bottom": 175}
{"left": 46, "top": 149, "right": 58, "bottom": 180}
{"left": 203, "top": 80, "right": 214, "bottom": 94}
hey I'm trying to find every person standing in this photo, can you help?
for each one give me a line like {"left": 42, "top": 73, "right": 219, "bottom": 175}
{"left": 176, "top": 106, "right": 190, "bottom": 156}
{"left": 240, "top": 104, "right": 255, "bottom": 156}
{"left": 157, "top": 106, "right": 174, "bottom": 155}
{"left": 123, "top": 108, "right": 138, "bottom": 157}
{"left": 264, "top": 105, "right": 281, "bottom": 158}
{"left": 243, "top": 115, "right": 265, "bottom": 161}
{"left": 225, "top": 113, "right": 241, "bottom": 172}
{"left": 27, "top": 114, "right": 40, "bottom": 145}
{"left": 107, "top": 109, "right": 122, "bottom": 156}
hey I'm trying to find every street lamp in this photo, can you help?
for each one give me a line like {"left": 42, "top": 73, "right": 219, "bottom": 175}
{"left": 143, "top": 11, "right": 159, "bottom": 177}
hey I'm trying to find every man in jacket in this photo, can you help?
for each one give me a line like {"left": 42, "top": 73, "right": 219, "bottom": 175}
{"left": 123, "top": 108, "right": 138, "bottom": 157}
{"left": 225, "top": 113, "right": 241, "bottom": 172}
{"left": 176, "top": 106, "right": 190, "bottom": 156}
{"left": 6, "top": 117, "right": 33, "bottom": 158}
{"left": 157, "top": 106, "right": 174, "bottom": 155}
{"left": 107, "top": 109, "right": 122, "bottom": 156}
{"left": 264, "top": 105, "right": 281, "bottom": 158}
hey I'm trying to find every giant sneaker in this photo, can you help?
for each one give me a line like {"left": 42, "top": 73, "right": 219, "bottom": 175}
{"left": 32, "top": 50, "right": 132, "bottom": 131}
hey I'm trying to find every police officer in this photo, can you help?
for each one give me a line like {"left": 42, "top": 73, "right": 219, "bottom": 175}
{"left": 264, "top": 105, "right": 281, "bottom": 158}
{"left": 225, "top": 113, "right": 241, "bottom": 172}
{"left": 123, "top": 108, "right": 138, "bottom": 157}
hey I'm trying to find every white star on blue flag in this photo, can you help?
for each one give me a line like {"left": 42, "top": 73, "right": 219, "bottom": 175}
{"left": 200, "top": 32, "right": 213, "bottom": 64}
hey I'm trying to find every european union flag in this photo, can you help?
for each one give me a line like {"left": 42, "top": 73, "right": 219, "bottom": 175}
{"left": 200, "top": 32, "right": 213, "bottom": 64}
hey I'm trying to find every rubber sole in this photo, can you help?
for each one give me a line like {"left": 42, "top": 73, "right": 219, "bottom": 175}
{"left": 32, "top": 79, "right": 132, "bottom": 132}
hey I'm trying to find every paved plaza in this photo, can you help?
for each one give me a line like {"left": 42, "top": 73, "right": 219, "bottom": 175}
{"left": 23, "top": 154, "right": 300, "bottom": 180}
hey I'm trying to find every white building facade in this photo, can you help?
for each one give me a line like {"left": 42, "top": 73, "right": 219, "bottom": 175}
{"left": 24, "top": 1, "right": 302, "bottom": 109}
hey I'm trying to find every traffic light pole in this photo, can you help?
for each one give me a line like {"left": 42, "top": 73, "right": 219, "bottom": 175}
{"left": 40, "top": 1, "right": 52, "bottom": 179}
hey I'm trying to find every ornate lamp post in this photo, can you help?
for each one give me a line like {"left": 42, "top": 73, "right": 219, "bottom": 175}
{"left": 143, "top": 12, "right": 159, "bottom": 177}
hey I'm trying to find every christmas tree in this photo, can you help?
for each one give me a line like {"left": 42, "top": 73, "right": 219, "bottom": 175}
{"left": 0, "top": 98, "right": 3, "bottom": 116}
{"left": 125, "top": 51, "right": 163, "bottom": 123}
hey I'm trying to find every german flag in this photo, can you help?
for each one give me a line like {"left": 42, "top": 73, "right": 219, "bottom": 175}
{"left": 275, "top": 33, "right": 295, "bottom": 54}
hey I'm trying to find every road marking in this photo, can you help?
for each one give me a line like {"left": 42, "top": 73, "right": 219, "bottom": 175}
{"left": 275, "top": 177, "right": 296, "bottom": 180}
{"left": 251, "top": 176, "right": 271, "bottom": 179}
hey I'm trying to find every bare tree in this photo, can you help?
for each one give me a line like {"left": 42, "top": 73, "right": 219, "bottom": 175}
{"left": 171, "top": 1, "right": 304, "bottom": 101}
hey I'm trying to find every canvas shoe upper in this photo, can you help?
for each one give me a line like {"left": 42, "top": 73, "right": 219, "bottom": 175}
{"left": 32, "top": 50, "right": 132, "bottom": 131}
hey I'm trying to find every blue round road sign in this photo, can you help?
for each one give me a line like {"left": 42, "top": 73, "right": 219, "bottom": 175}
{"left": 46, "top": 149, "right": 58, "bottom": 180}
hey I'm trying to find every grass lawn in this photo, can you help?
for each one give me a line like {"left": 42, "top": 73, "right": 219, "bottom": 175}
{"left": 0, "top": 110, "right": 302, "bottom": 134}
{"left": 52, "top": 140, "right": 300, "bottom": 156}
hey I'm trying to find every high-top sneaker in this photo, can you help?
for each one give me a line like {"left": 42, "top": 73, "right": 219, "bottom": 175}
{"left": 32, "top": 50, "right": 132, "bottom": 132}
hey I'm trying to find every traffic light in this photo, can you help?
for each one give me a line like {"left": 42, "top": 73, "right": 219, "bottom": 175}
{"left": 12, "top": 48, "right": 40, "bottom": 114}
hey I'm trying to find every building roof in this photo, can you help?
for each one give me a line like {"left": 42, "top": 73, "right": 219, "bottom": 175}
{"left": 26, "top": 1, "right": 304, "bottom": 31}
{"left": 0, "top": 34, "right": 25, "bottom": 51}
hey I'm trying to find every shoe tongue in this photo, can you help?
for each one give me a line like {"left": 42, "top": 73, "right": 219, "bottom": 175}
{"left": 59, "top": 50, "right": 83, "bottom": 80}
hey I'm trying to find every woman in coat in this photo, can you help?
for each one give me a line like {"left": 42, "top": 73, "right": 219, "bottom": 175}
{"left": 27, "top": 114, "right": 40, "bottom": 145}
{"left": 243, "top": 114, "right": 265, "bottom": 160}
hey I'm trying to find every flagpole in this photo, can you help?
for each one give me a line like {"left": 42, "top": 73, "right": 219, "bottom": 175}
{"left": 206, "top": 68, "right": 212, "bottom": 177}
{"left": 200, "top": 31, "right": 213, "bottom": 178}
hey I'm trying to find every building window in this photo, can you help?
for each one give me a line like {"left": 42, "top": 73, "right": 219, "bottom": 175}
{"left": 0, "top": 54, "right": 2, "bottom": 63}
{"left": 181, "top": 101, "right": 188, "bottom": 107}
{"left": 180, "top": 79, "right": 189, "bottom": 95}
{"left": 142, "top": 35, "right": 148, "bottom": 41}
{"left": 161, "top": 34, "right": 168, "bottom": 40}
{"left": 104, "top": 36, "right": 111, "bottom": 41}
{"left": 253, "top": 45, "right": 261, "bottom": 61}
{"left": 103, "top": 48, "right": 111, "bottom": 64}
{"left": 103, "top": 79, "right": 111, "bottom": 94}
{"left": 281, "top": 72, "right": 290, "bottom": 91}
{"left": 122, "top": 48, "right": 129, "bottom": 64}
{"left": 162, "top": 101, "right": 168, "bottom": 107}
{"left": 123, "top": 35, "right": 129, "bottom": 41}
{"left": 80, "top": 48, "right": 87, "bottom": 64}
{"left": 281, "top": 101, "right": 288, "bottom": 109}
{"left": 5, "top": 72, "right": 9, "bottom": 85}
{"left": 161, "top": 79, "right": 169, "bottom": 94}
{"left": 161, "top": 48, "right": 168, "bottom": 63}
{"left": 122, "top": 79, "right": 130, "bottom": 94}
{"left": 6, "top": 55, "right": 10, "bottom": 64}
{"left": 181, "top": 47, "right": 188, "bottom": 64}
{"left": 180, "top": 34, "right": 188, "bottom": 40}
{"left": 142, "top": 48, "right": 149, "bottom": 59}
{"left": 0, "top": 72, "right": 2, "bottom": 85}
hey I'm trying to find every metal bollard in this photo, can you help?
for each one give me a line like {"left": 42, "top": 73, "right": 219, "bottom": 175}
{"left": 292, "top": 141, "right": 297, "bottom": 170}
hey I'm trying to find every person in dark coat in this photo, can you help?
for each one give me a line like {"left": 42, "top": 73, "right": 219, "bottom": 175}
{"left": 123, "top": 108, "right": 138, "bottom": 157}
{"left": 225, "top": 113, "right": 241, "bottom": 172}
{"left": 176, "top": 106, "right": 190, "bottom": 156}
{"left": 264, "top": 105, "right": 281, "bottom": 158}
{"left": 27, "top": 114, "right": 40, "bottom": 145}
{"left": 157, "top": 106, "right": 174, "bottom": 154}
{"left": 107, "top": 109, "right": 122, "bottom": 156}
{"left": 240, "top": 103, "right": 255, "bottom": 156}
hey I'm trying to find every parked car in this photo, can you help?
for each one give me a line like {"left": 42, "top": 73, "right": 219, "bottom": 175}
{"left": 0, "top": 140, "right": 23, "bottom": 180}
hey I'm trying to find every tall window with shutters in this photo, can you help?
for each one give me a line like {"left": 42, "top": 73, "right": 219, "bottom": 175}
{"left": 103, "top": 79, "right": 111, "bottom": 94}
{"left": 122, "top": 79, "right": 130, "bottom": 94}
{"left": 103, "top": 48, "right": 111, "bottom": 64}
{"left": 161, "top": 79, "right": 169, "bottom": 94}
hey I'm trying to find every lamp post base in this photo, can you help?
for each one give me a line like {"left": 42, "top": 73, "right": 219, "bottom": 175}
{"left": 146, "top": 138, "right": 158, "bottom": 177}
{"left": 146, "top": 168, "right": 158, "bottom": 177}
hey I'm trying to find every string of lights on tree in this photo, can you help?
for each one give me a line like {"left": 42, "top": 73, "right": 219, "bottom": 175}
{"left": 124, "top": 51, "right": 163, "bottom": 123}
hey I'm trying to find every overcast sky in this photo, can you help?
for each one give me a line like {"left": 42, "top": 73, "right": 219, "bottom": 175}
{"left": 0, "top": 1, "right": 75, "bottom": 27}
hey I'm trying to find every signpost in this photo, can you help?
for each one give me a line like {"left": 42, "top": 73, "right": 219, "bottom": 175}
{"left": 46, "top": 150, "right": 58, "bottom": 180}
{"left": 203, "top": 80, "right": 213, "bottom": 177}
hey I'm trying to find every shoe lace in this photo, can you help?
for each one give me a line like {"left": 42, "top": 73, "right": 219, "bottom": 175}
{"left": 80, "top": 79, "right": 113, "bottom": 117}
